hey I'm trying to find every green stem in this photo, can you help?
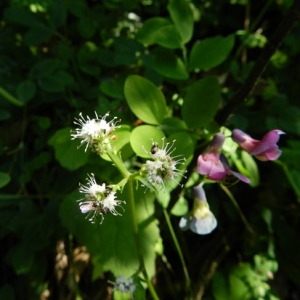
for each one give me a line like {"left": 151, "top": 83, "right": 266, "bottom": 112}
{"left": 220, "top": 184, "right": 255, "bottom": 234}
{"left": 128, "top": 179, "right": 160, "bottom": 300}
{"left": 107, "top": 150, "right": 130, "bottom": 178}
{"left": 0, "top": 87, "right": 24, "bottom": 106}
{"left": 163, "top": 208, "right": 193, "bottom": 298}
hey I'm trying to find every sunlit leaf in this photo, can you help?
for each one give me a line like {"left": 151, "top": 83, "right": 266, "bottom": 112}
{"left": 189, "top": 35, "right": 235, "bottom": 71}
{"left": 167, "top": 0, "right": 194, "bottom": 44}
{"left": 124, "top": 75, "right": 167, "bottom": 124}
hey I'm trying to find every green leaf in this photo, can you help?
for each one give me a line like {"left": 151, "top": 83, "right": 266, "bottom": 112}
{"left": 171, "top": 196, "right": 188, "bottom": 216}
{"left": 189, "top": 35, "right": 235, "bottom": 71}
{"left": 154, "top": 48, "right": 189, "bottom": 80}
{"left": 16, "top": 80, "right": 36, "bottom": 102}
{"left": 124, "top": 75, "right": 167, "bottom": 124}
{"left": 0, "top": 172, "right": 10, "bottom": 189}
{"left": 181, "top": 76, "right": 222, "bottom": 128}
{"left": 30, "top": 59, "right": 62, "bottom": 79}
{"left": 136, "top": 17, "right": 172, "bottom": 45}
{"left": 38, "top": 71, "right": 74, "bottom": 92}
{"left": 130, "top": 125, "right": 165, "bottom": 158}
{"left": 24, "top": 24, "right": 54, "bottom": 45}
{"left": 136, "top": 17, "right": 182, "bottom": 49}
{"left": 7, "top": 244, "right": 34, "bottom": 275}
{"left": 48, "top": 127, "right": 89, "bottom": 170}
{"left": 167, "top": 0, "right": 194, "bottom": 44}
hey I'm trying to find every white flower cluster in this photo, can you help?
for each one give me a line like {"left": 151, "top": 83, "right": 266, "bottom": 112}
{"left": 71, "top": 112, "right": 119, "bottom": 153}
{"left": 111, "top": 275, "right": 136, "bottom": 294}
{"left": 142, "top": 139, "right": 185, "bottom": 187}
{"left": 78, "top": 174, "right": 124, "bottom": 223}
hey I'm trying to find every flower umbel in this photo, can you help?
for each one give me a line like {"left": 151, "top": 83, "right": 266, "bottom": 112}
{"left": 71, "top": 112, "right": 119, "bottom": 153}
{"left": 232, "top": 129, "right": 284, "bottom": 161}
{"left": 197, "top": 133, "right": 250, "bottom": 183}
{"left": 179, "top": 184, "right": 217, "bottom": 235}
{"left": 78, "top": 173, "right": 124, "bottom": 223}
{"left": 142, "top": 139, "right": 185, "bottom": 187}
{"left": 111, "top": 275, "right": 136, "bottom": 294}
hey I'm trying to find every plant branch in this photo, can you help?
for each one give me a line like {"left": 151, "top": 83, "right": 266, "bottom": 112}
{"left": 216, "top": 0, "right": 300, "bottom": 125}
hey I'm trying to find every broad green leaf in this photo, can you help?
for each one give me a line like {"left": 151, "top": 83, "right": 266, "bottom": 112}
{"left": 16, "top": 80, "right": 36, "bottom": 102}
{"left": 153, "top": 25, "right": 182, "bottom": 49}
{"left": 30, "top": 59, "right": 62, "bottom": 79}
{"left": 130, "top": 125, "right": 165, "bottom": 158}
{"left": 48, "top": 127, "right": 89, "bottom": 170}
{"left": 154, "top": 48, "right": 189, "bottom": 80}
{"left": 124, "top": 75, "right": 167, "bottom": 124}
{"left": 24, "top": 24, "right": 54, "bottom": 45}
{"left": 136, "top": 17, "right": 172, "bottom": 45}
{"left": 136, "top": 18, "right": 182, "bottom": 49}
{"left": 189, "top": 35, "right": 235, "bottom": 71}
{"left": 181, "top": 76, "right": 222, "bottom": 128}
{"left": 7, "top": 244, "right": 34, "bottom": 275}
{"left": 167, "top": 0, "right": 194, "bottom": 44}
{"left": 0, "top": 172, "right": 10, "bottom": 189}
{"left": 38, "top": 71, "right": 74, "bottom": 92}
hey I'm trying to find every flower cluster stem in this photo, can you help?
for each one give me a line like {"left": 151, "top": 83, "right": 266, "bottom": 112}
{"left": 128, "top": 179, "right": 159, "bottom": 300}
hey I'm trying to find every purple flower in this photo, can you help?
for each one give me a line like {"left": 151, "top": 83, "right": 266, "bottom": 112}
{"left": 179, "top": 185, "right": 217, "bottom": 235}
{"left": 232, "top": 129, "right": 284, "bottom": 161}
{"left": 197, "top": 133, "right": 250, "bottom": 183}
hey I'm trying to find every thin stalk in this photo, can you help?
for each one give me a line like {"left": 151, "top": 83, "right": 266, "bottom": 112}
{"left": 106, "top": 150, "right": 130, "bottom": 178}
{"left": 220, "top": 184, "right": 255, "bottom": 234}
{"left": 163, "top": 208, "right": 193, "bottom": 299}
{"left": 0, "top": 87, "right": 24, "bottom": 106}
{"left": 127, "top": 179, "right": 159, "bottom": 300}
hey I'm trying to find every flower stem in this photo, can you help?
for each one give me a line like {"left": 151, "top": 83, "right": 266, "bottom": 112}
{"left": 106, "top": 150, "right": 130, "bottom": 178}
{"left": 163, "top": 209, "right": 193, "bottom": 298}
{"left": 220, "top": 184, "right": 255, "bottom": 234}
{"left": 0, "top": 87, "right": 24, "bottom": 106}
{"left": 127, "top": 178, "right": 160, "bottom": 300}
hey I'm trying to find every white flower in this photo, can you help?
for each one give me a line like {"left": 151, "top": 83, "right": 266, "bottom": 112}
{"left": 179, "top": 185, "right": 217, "bottom": 235}
{"left": 71, "top": 112, "right": 119, "bottom": 153}
{"left": 142, "top": 139, "right": 185, "bottom": 187}
{"left": 111, "top": 275, "right": 136, "bottom": 294}
{"left": 78, "top": 174, "right": 124, "bottom": 223}
{"left": 101, "top": 191, "right": 124, "bottom": 216}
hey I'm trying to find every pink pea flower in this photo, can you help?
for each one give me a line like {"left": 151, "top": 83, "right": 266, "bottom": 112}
{"left": 197, "top": 133, "right": 250, "bottom": 183}
{"left": 231, "top": 129, "right": 285, "bottom": 161}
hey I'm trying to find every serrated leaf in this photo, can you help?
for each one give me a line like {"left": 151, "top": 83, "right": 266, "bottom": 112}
{"left": 181, "top": 76, "right": 222, "bottom": 128}
{"left": 130, "top": 125, "right": 165, "bottom": 158}
{"left": 48, "top": 127, "right": 89, "bottom": 170}
{"left": 167, "top": 0, "right": 194, "bottom": 44}
{"left": 189, "top": 35, "right": 235, "bottom": 71}
{"left": 124, "top": 75, "right": 167, "bottom": 125}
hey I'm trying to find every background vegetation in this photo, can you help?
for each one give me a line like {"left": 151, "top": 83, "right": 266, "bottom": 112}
{"left": 1, "top": 0, "right": 300, "bottom": 299}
